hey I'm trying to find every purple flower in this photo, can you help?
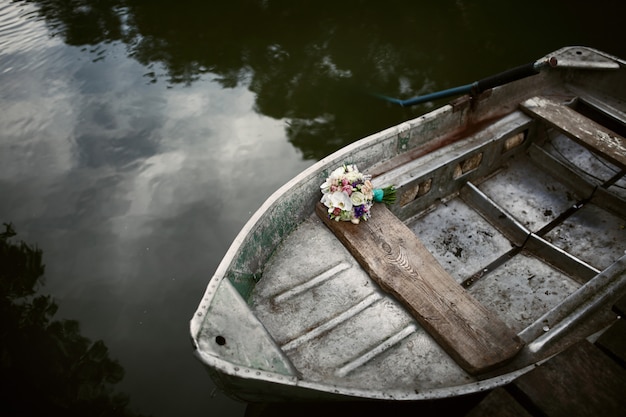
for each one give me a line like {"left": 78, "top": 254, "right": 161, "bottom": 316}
{"left": 353, "top": 204, "right": 366, "bottom": 218}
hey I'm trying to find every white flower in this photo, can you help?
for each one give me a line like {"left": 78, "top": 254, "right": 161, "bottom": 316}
{"left": 331, "top": 166, "right": 347, "bottom": 178}
{"left": 329, "top": 191, "right": 353, "bottom": 211}
{"left": 321, "top": 192, "right": 332, "bottom": 207}
{"left": 322, "top": 191, "right": 353, "bottom": 211}
{"left": 350, "top": 191, "right": 366, "bottom": 206}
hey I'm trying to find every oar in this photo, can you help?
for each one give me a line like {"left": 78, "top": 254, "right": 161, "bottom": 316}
{"left": 374, "top": 56, "right": 558, "bottom": 107}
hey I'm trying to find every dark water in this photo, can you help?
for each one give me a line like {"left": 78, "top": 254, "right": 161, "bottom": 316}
{"left": 1, "top": 1, "right": 624, "bottom": 416}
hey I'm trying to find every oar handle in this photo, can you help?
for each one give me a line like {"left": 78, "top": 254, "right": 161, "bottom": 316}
{"left": 473, "top": 56, "right": 558, "bottom": 94}
{"left": 375, "top": 56, "right": 558, "bottom": 107}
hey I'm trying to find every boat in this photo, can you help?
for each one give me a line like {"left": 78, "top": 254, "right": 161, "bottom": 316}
{"left": 190, "top": 46, "right": 626, "bottom": 403}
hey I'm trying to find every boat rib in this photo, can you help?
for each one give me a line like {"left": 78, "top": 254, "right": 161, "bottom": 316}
{"left": 273, "top": 262, "right": 351, "bottom": 303}
{"left": 335, "top": 324, "right": 417, "bottom": 377}
{"left": 280, "top": 293, "right": 383, "bottom": 351}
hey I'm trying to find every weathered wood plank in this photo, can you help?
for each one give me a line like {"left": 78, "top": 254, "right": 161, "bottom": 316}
{"left": 315, "top": 202, "right": 524, "bottom": 374}
{"left": 465, "top": 388, "right": 533, "bottom": 417}
{"left": 521, "top": 96, "right": 626, "bottom": 169}
{"left": 513, "top": 340, "right": 626, "bottom": 417}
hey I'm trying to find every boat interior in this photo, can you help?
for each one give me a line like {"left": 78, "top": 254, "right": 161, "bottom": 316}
{"left": 247, "top": 87, "right": 626, "bottom": 397}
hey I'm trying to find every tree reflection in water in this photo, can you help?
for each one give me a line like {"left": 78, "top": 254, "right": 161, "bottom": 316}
{"left": 18, "top": 0, "right": 626, "bottom": 161}
{"left": 0, "top": 223, "right": 150, "bottom": 417}
{"left": 18, "top": 0, "right": 439, "bottom": 159}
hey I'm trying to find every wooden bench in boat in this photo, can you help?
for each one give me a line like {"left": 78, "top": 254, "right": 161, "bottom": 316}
{"left": 315, "top": 202, "right": 524, "bottom": 375}
{"left": 521, "top": 96, "right": 626, "bottom": 170}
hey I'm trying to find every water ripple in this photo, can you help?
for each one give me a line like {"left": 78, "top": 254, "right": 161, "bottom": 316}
{"left": 0, "top": 1, "right": 54, "bottom": 55}
{"left": 0, "top": 1, "right": 72, "bottom": 103}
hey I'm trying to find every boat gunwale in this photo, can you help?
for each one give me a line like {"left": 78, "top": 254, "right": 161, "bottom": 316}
{"left": 192, "top": 340, "right": 544, "bottom": 403}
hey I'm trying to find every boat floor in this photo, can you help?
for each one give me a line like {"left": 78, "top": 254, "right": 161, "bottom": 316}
{"left": 249, "top": 133, "right": 626, "bottom": 395}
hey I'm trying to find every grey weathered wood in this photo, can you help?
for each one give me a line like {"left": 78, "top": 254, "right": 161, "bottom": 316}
{"left": 513, "top": 340, "right": 626, "bottom": 417}
{"left": 612, "top": 294, "right": 626, "bottom": 317}
{"left": 596, "top": 318, "right": 626, "bottom": 367}
{"left": 465, "top": 388, "right": 533, "bottom": 417}
{"left": 521, "top": 96, "right": 626, "bottom": 169}
{"left": 316, "top": 202, "right": 524, "bottom": 374}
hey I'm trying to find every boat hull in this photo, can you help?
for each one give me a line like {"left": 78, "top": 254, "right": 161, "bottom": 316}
{"left": 191, "top": 46, "right": 626, "bottom": 402}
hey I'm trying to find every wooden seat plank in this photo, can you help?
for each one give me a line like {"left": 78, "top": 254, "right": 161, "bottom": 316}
{"left": 521, "top": 96, "right": 626, "bottom": 169}
{"left": 315, "top": 202, "right": 524, "bottom": 375}
{"left": 513, "top": 340, "right": 626, "bottom": 417}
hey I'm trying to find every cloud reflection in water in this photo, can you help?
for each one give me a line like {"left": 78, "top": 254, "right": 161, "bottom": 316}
{"left": 0, "top": 3, "right": 311, "bottom": 415}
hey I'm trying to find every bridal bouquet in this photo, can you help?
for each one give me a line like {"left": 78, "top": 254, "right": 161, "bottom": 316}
{"left": 320, "top": 164, "right": 395, "bottom": 224}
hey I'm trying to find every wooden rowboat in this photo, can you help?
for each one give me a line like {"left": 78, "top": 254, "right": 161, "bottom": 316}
{"left": 190, "top": 46, "right": 626, "bottom": 403}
